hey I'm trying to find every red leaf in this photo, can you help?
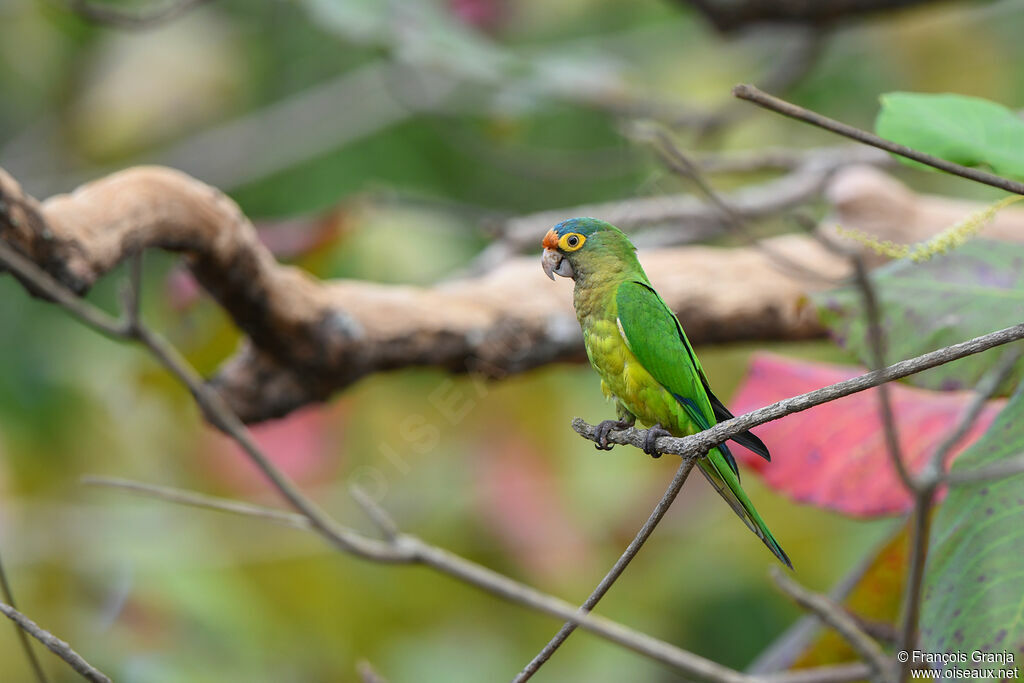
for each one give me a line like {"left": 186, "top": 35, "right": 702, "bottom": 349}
{"left": 730, "top": 354, "right": 1004, "bottom": 517}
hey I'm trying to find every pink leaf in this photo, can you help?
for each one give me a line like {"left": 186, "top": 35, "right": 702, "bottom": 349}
{"left": 730, "top": 354, "right": 1004, "bottom": 517}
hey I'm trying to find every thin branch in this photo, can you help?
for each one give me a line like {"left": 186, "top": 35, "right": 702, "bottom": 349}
{"left": 896, "top": 346, "right": 1021, "bottom": 679}
{"left": 649, "top": 129, "right": 841, "bottom": 286}
{"left": 851, "top": 256, "right": 914, "bottom": 491}
{"left": 490, "top": 143, "right": 886, "bottom": 263}
{"left": 120, "top": 250, "right": 143, "bottom": 332}
{"left": 749, "top": 522, "right": 906, "bottom": 674}
{"left": 81, "top": 475, "right": 311, "bottom": 529}
{"left": 732, "top": 84, "right": 1024, "bottom": 196}
{"left": 770, "top": 568, "right": 892, "bottom": 682}
{"left": 513, "top": 458, "right": 698, "bottom": 682}
{"left": 847, "top": 252, "right": 922, "bottom": 683}
{"left": 350, "top": 485, "right": 400, "bottom": 542}
{"left": 0, "top": 242, "right": 405, "bottom": 563}
{"left": 0, "top": 549, "right": 49, "bottom": 683}
{"left": 0, "top": 242, "right": 123, "bottom": 338}
{"left": 758, "top": 663, "right": 874, "bottom": 683}
{"left": 923, "top": 347, "right": 1023, "bottom": 485}
{"left": 897, "top": 495, "right": 930, "bottom": 683}
{"left": 0, "top": 602, "right": 111, "bottom": 683}
{"left": 82, "top": 474, "right": 870, "bottom": 683}
{"left": 571, "top": 321, "right": 1024, "bottom": 458}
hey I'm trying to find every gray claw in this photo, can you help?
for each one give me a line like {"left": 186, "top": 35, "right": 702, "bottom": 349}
{"left": 642, "top": 424, "right": 671, "bottom": 458}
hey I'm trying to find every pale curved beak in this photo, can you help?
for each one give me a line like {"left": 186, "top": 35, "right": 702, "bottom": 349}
{"left": 542, "top": 248, "right": 574, "bottom": 281}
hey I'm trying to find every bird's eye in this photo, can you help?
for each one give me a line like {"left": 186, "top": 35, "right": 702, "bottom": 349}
{"left": 560, "top": 232, "right": 585, "bottom": 251}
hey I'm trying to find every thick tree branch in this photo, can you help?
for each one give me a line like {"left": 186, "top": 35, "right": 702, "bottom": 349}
{"left": 0, "top": 165, "right": 845, "bottom": 423}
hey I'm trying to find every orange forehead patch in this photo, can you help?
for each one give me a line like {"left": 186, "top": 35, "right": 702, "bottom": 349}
{"left": 542, "top": 229, "right": 559, "bottom": 249}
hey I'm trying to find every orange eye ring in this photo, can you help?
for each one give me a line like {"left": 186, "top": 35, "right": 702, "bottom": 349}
{"left": 559, "top": 232, "right": 585, "bottom": 252}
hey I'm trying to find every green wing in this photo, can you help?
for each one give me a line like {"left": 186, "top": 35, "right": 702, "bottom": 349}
{"left": 615, "top": 282, "right": 713, "bottom": 417}
{"left": 615, "top": 280, "right": 791, "bottom": 568}
{"left": 615, "top": 282, "right": 770, "bottom": 460}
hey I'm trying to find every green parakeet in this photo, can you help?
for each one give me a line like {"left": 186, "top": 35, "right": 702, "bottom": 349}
{"left": 542, "top": 217, "right": 791, "bottom": 568}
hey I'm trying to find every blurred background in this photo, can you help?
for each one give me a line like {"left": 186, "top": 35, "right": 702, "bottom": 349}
{"left": 1, "top": 0, "right": 1023, "bottom": 681}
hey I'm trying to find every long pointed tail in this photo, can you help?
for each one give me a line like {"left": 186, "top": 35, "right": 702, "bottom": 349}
{"left": 698, "top": 446, "right": 792, "bottom": 569}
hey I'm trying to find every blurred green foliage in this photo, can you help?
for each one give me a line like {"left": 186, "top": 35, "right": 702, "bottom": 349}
{"left": 2, "top": 0, "right": 1024, "bottom": 681}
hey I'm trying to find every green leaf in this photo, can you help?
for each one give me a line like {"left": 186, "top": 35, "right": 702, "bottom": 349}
{"left": 922, "top": 385, "right": 1024, "bottom": 666}
{"left": 875, "top": 92, "right": 1024, "bottom": 180}
{"left": 815, "top": 240, "right": 1024, "bottom": 393}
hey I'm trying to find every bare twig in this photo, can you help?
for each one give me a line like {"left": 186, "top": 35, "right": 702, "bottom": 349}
{"left": 896, "top": 347, "right": 1021, "bottom": 679}
{"left": 82, "top": 476, "right": 873, "bottom": 683}
{"left": 0, "top": 550, "right": 49, "bottom": 683}
{"left": 487, "top": 144, "right": 887, "bottom": 266}
{"left": 350, "top": 485, "right": 400, "bottom": 542}
{"left": 0, "top": 602, "right": 110, "bottom": 683}
{"left": 770, "top": 568, "right": 892, "bottom": 682}
{"left": 729, "top": 80, "right": 1024, "bottom": 680}
{"left": 120, "top": 251, "right": 143, "bottom": 332}
{"left": 847, "top": 253, "right": 921, "bottom": 682}
{"left": 571, "top": 321, "right": 1024, "bottom": 458}
{"left": 923, "top": 347, "right": 1023, "bottom": 486}
{"left": 0, "top": 242, "right": 124, "bottom": 338}
{"left": 81, "top": 475, "right": 311, "bottom": 529}
{"left": 758, "top": 663, "right": 874, "bottom": 683}
{"left": 649, "top": 129, "right": 841, "bottom": 286}
{"left": 514, "top": 458, "right": 698, "bottom": 682}
{"left": 897, "top": 494, "right": 931, "bottom": 681}
{"left": 749, "top": 523, "right": 906, "bottom": 674}
{"left": 851, "top": 256, "right": 914, "bottom": 491}
{"left": 733, "top": 84, "right": 1024, "bottom": 196}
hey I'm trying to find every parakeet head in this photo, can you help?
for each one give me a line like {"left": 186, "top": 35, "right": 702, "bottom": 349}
{"left": 541, "top": 217, "right": 637, "bottom": 282}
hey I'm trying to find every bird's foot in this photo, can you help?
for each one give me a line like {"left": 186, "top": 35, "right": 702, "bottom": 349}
{"left": 642, "top": 424, "right": 671, "bottom": 458}
{"left": 594, "top": 419, "right": 633, "bottom": 450}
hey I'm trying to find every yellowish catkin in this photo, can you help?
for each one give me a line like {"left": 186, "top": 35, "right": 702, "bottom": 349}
{"left": 835, "top": 194, "right": 1024, "bottom": 263}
